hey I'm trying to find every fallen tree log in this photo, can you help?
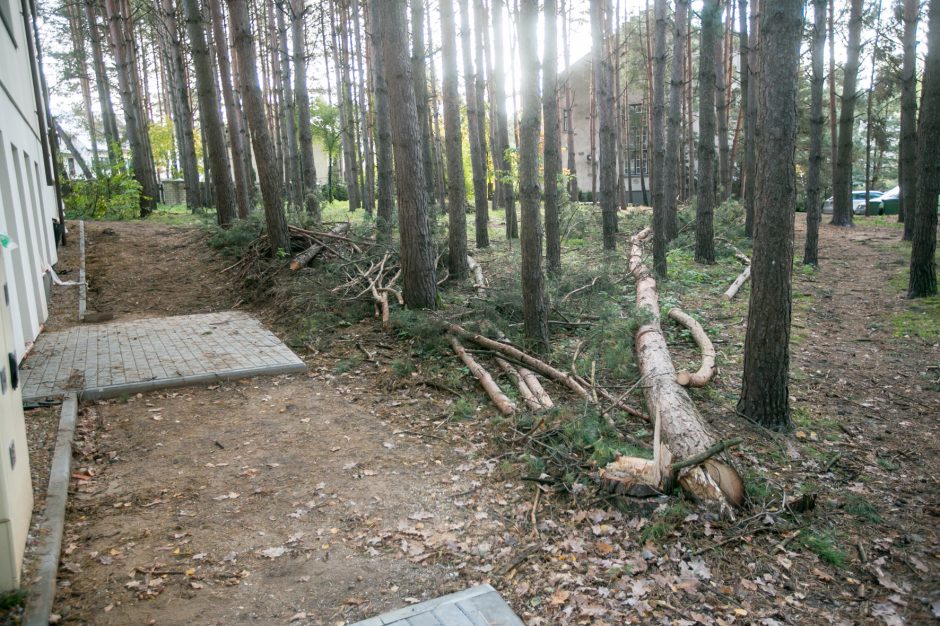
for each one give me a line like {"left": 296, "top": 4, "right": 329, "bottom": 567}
{"left": 467, "top": 256, "right": 487, "bottom": 297}
{"left": 602, "top": 228, "right": 743, "bottom": 514}
{"left": 667, "top": 308, "right": 717, "bottom": 388}
{"left": 289, "top": 223, "right": 350, "bottom": 270}
{"left": 723, "top": 265, "right": 751, "bottom": 300}
{"left": 495, "top": 357, "right": 545, "bottom": 411}
{"left": 450, "top": 336, "right": 517, "bottom": 416}
{"left": 518, "top": 367, "right": 553, "bottom": 409}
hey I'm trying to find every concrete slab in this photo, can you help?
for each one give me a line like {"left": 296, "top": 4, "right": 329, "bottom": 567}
{"left": 20, "top": 311, "right": 305, "bottom": 401}
{"left": 349, "top": 585, "right": 524, "bottom": 626}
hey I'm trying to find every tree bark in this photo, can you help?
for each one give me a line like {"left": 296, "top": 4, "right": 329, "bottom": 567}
{"left": 290, "top": 1, "right": 320, "bottom": 220}
{"left": 352, "top": 2, "right": 375, "bottom": 217}
{"left": 492, "top": 0, "right": 518, "bottom": 239}
{"left": 744, "top": 0, "right": 759, "bottom": 237}
{"left": 651, "top": 0, "right": 668, "bottom": 276}
{"left": 367, "top": 0, "right": 395, "bottom": 241}
{"left": 663, "top": 0, "right": 687, "bottom": 242}
{"left": 104, "top": 0, "right": 159, "bottom": 216}
{"left": 65, "top": 2, "right": 100, "bottom": 165}
{"left": 274, "top": 3, "right": 300, "bottom": 211}
{"left": 562, "top": 0, "right": 578, "bottom": 203}
{"left": 518, "top": 0, "right": 549, "bottom": 350}
{"left": 182, "top": 0, "right": 235, "bottom": 225}
{"left": 458, "top": 0, "right": 490, "bottom": 250}
{"left": 803, "top": 0, "right": 827, "bottom": 266}
{"left": 695, "top": 0, "right": 719, "bottom": 263}
{"left": 409, "top": 0, "right": 436, "bottom": 216}
{"left": 863, "top": 0, "right": 883, "bottom": 217}
{"left": 208, "top": 0, "right": 252, "bottom": 219}
{"left": 737, "top": 0, "right": 802, "bottom": 432}
{"left": 376, "top": 0, "right": 438, "bottom": 308}
{"left": 161, "top": 0, "right": 201, "bottom": 211}
{"left": 543, "top": 0, "right": 561, "bottom": 274}
{"left": 591, "top": 0, "right": 618, "bottom": 250}
{"left": 424, "top": 0, "right": 448, "bottom": 217}
{"left": 84, "top": 0, "right": 120, "bottom": 162}
{"left": 898, "top": 0, "right": 918, "bottom": 238}
{"left": 227, "top": 0, "right": 290, "bottom": 253}
{"left": 831, "top": 0, "right": 863, "bottom": 227}
{"left": 628, "top": 229, "right": 742, "bottom": 511}
{"left": 908, "top": 0, "right": 940, "bottom": 298}
{"left": 714, "top": 8, "right": 731, "bottom": 201}
{"left": 439, "top": 0, "right": 470, "bottom": 279}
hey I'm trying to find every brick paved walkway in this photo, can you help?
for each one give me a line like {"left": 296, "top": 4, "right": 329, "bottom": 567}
{"left": 20, "top": 311, "right": 305, "bottom": 401}
{"left": 350, "top": 585, "right": 524, "bottom": 626}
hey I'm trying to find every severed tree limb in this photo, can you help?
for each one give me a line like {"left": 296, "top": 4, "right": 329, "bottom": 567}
{"left": 289, "top": 223, "right": 350, "bottom": 270}
{"left": 450, "top": 336, "right": 517, "bottom": 416}
{"left": 669, "top": 437, "right": 742, "bottom": 472}
{"left": 466, "top": 256, "right": 487, "bottom": 297}
{"left": 605, "top": 228, "right": 743, "bottom": 514}
{"left": 667, "top": 307, "right": 717, "bottom": 387}
{"left": 450, "top": 324, "right": 591, "bottom": 400}
{"left": 723, "top": 265, "right": 751, "bottom": 300}
{"left": 518, "top": 367, "right": 553, "bottom": 409}
{"left": 496, "top": 357, "right": 544, "bottom": 411}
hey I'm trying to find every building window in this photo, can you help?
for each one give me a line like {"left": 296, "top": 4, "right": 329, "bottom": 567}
{"left": 627, "top": 103, "right": 648, "bottom": 175}
{"left": 562, "top": 109, "right": 571, "bottom": 132}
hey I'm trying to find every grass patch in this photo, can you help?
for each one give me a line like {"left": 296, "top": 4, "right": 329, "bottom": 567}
{"left": 0, "top": 589, "right": 26, "bottom": 611}
{"left": 798, "top": 529, "right": 847, "bottom": 566}
{"left": 891, "top": 295, "right": 940, "bottom": 342}
{"left": 843, "top": 494, "right": 882, "bottom": 524}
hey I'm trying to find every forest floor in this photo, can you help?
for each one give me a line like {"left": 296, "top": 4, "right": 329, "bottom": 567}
{"left": 36, "top": 211, "right": 939, "bottom": 625}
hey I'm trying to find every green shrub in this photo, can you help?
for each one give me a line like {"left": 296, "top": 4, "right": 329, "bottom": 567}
{"left": 62, "top": 160, "right": 142, "bottom": 220}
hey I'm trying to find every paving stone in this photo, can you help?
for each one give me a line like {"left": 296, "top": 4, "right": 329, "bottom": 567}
{"left": 20, "top": 311, "right": 306, "bottom": 401}
{"left": 349, "top": 586, "right": 523, "bottom": 626}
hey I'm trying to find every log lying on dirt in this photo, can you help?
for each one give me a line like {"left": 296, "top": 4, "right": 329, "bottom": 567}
{"left": 667, "top": 308, "right": 717, "bottom": 387}
{"left": 467, "top": 256, "right": 487, "bottom": 297}
{"left": 602, "top": 228, "right": 743, "bottom": 514}
{"left": 289, "top": 223, "right": 350, "bottom": 270}
{"left": 450, "top": 336, "right": 517, "bottom": 416}
{"left": 723, "top": 265, "right": 751, "bottom": 300}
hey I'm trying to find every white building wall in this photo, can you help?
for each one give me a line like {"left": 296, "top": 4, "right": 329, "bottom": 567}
{"left": 0, "top": 0, "right": 60, "bottom": 361}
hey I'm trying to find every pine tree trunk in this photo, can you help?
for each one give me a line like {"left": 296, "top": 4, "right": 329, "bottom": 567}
{"left": 804, "top": 0, "right": 827, "bottom": 267}
{"left": 351, "top": 3, "right": 374, "bottom": 216}
{"left": 864, "top": 1, "right": 883, "bottom": 217}
{"left": 831, "top": 0, "right": 863, "bottom": 227}
{"left": 651, "top": 0, "right": 668, "bottom": 276}
{"left": 375, "top": 0, "right": 438, "bottom": 308}
{"left": 715, "top": 8, "right": 731, "bottom": 202}
{"left": 562, "top": 0, "right": 578, "bottom": 202}
{"left": 663, "top": 0, "right": 687, "bottom": 241}
{"left": 458, "top": 0, "right": 489, "bottom": 250}
{"left": 338, "top": 0, "right": 361, "bottom": 211}
{"left": 104, "top": 0, "right": 158, "bottom": 216}
{"left": 440, "top": 0, "right": 470, "bottom": 279}
{"left": 543, "top": 0, "right": 561, "bottom": 274}
{"left": 492, "top": 0, "right": 517, "bottom": 239}
{"left": 695, "top": 0, "right": 719, "bottom": 263}
{"left": 208, "top": 0, "right": 252, "bottom": 219}
{"left": 828, "top": 0, "right": 837, "bottom": 204}
{"left": 737, "top": 0, "right": 747, "bottom": 201}
{"left": 473, "top": 0, "right": 488, "bottom": 210}
{"left": 591, "top": 0, "right": 618, "bottom": 250}
{"left": 518, "top": 0, "right": 549, "bottom": 350}
{"left": 182, "top": 0, "right": 235, "bottom": 225}
{"left": 367, "top": 0, "right": 394, "bottom": 240}
{"left": 274, "top": 4, "right": 301, "bottom": 211}
{"left": 292, "top": 1, "right": 323, "bottom": 219}
{"left": 744, "top": 0, "right": 759, "bottom": 237}
{"left": 908, "top": 0, "right": 939, "bottom": 298}
{"left": 84, "top": 0, "right": 120, "bottom": 161}
{"left": 410, "top": 0, "right": 436, "bottom": 216}
{"left": 66, "top": 2, "right": 100, "bottom": 165}
{"left": 227, "top": 0, "right": 290, "bottom": 253}
{"left": 737, "top": 0, "right": 802, "bottom": 432}
{"left": 685, "top": 8, "right": 695, "bottom": 197}
{"left": 160, "top": 0, "right": 201, "bottom": 211}
{"left": 424, "top": 0, "right": 448, "bottom": 216}
{"left": 899, "top": 0, "right": 918, "bottom": 238}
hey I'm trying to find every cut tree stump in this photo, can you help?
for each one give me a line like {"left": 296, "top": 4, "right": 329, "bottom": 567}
{"left": 668, "top": 307, "right": 717, "bottom": 387}
{"left": 601, "top": 228, "right": 743, "bottom": 514}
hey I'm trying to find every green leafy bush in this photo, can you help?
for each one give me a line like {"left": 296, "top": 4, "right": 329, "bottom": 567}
{"left": 62, "top": 159, "right": 142, "bottom": 220}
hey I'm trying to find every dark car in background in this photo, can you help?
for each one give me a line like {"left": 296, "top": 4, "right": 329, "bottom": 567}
{"left": 821, "top": 190, "right": 884, "bottom": 215}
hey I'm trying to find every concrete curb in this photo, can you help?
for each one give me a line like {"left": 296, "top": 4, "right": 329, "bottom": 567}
{"left": 23, "top": 393, "right": 78, "bottom": 626}
{"left": 77, "top": 221, "right": 85, "bottom": 322}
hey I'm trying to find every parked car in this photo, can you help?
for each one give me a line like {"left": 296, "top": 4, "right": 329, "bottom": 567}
{"left": 874, "top": 186, "right": 900, "bottom": 215}
{"left": 821, "top": 190, "right": 884, "bottom": 215}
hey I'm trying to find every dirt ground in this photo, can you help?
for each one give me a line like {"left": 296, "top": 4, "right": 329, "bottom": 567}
{"left": 32, "top": 216, "right": 940, "bottom": 625}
